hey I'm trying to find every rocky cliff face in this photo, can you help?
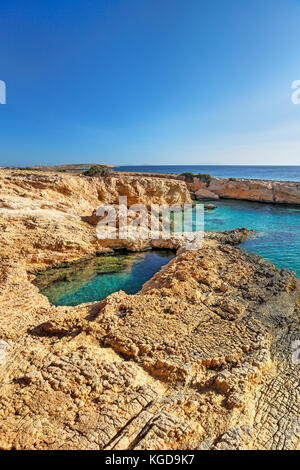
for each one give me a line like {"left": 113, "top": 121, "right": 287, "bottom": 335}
{"left": 180, "top": 175, "right": 300, "bottom": 204}
{"left": 0, "top": 170, "right": 299, "bottom": 450}
{"left": 0, "top": 169, "right": 191, "bottom": 269}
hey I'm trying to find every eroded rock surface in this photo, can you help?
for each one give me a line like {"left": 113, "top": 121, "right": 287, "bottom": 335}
{"left": 195, "top": 188, "right": 219, "bottom": 201}
{"left": 0, "top": 240, "right": 299, "bottom": 450}
{"left": 0, "top": 170, "right": 299, "bottom": 450}
{"left": 0, "top": 169, "right": 191, "bottom": 269}
{"left": 180, "top": 175, "right": 300, "bottom": 205}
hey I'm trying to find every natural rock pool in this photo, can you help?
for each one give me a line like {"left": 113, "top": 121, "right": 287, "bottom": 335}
{"left": 34, "top": 250, "right": 174, "bottom": 306}
{"left": 35, "top": 199, "right": 300, "bottom": 307}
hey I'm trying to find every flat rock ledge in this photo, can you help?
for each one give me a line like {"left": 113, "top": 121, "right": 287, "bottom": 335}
{"left": 0, "top": 237, "right": 299, "bottom": 450}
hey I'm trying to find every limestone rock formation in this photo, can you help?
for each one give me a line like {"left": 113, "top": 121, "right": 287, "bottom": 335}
{"left": 179, "top": 175, "right": 300, "bottom": 205}
{"left": 204, "top": 203, "right": 217, "bottom": 210}
{"left": 195, "top": 188, "right": 219, "bottom": 201}
{"left": 0, "top": 169, "right": 191, "bottom": 269}
{"left": 0, "top": 237, "right": 299, "bottom": 450}
{"left": 0, "top": 169, "right": 299, "bottom": 450}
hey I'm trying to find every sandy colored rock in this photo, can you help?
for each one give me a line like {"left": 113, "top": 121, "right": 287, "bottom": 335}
{"left": 179, "top": 174, "right": 300, "bottom": 205}
{"left": 0, "top": 169, "right": 191, "bottom": 269}
{"left": 204, "top": 203, "right": 217, "bottom": 210}
{"left": 195, "top": 188, "right": 219, "bottom": 200}
{"left": 0, "top": 169, "right": 299, "bottom": 450}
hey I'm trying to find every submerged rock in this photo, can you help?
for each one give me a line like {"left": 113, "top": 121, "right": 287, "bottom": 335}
{"left": 204, "top": 203, "right": 217, "bottom": 210}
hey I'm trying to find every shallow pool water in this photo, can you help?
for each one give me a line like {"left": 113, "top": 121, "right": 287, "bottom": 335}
{"left": 203, "top": 200, "right": 300, "bottom": 276}
{"left": 36, "top": 200, "right": 300, "bottom": 306}
{"left": 35, "top": 250, "right": 174, "bottom": 306}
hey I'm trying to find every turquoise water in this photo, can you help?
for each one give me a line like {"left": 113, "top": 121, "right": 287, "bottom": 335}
{"left": 37, "top": 200, "right": 300, "bottom": 307}
{"left": 203, "top": 200, "right": 300, "bottom": 276}
{"left": 36, "top": 250, "right": 174, "bottom": 306}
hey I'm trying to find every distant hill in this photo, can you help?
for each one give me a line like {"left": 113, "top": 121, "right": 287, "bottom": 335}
{"left": 32, "top": 163, "right": 115, "bottom": 170}
{"left": 5, "top": 163, "right": 116, "bottom": 172}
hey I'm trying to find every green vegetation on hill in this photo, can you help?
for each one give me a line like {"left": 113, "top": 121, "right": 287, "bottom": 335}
{"left": 83, "top": 165, "right": 112, "bottom": 177}
{"left": 3, "top": 163, "right": 115, "bottom": 173}
{"left": 180, "top": 172, "right": 212, "bottom": 187}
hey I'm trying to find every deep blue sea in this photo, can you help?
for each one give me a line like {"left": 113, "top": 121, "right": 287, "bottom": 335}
{"left": 114, "top": 165, "right": 300, "bottom": 182}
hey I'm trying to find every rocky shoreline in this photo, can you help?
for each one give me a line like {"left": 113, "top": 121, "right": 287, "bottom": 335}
{"left": 116, "top": 171, "right": 300, "bottom": 205}
{"left": 0, "top": 169, "right": 299, "bottom": 450}
{"left": 180, "top": 174, "right": 300, "bottom": 205}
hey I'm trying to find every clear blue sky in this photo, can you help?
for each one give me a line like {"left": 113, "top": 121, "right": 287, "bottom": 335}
{"left": 1, "top": 0, "right": 300, "bottom": 166}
